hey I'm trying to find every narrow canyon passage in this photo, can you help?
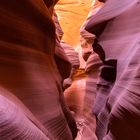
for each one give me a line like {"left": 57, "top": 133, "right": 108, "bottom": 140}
{"left": 64, "top": 69, "right": 97, "bottom": 140}
{"left": 0, "top": 1, "right": 140, "bottom": 140}
{"left": 56, "top": 0, "right": 140, "bottom": 140}
{"left": 55, "top": 1, "right": 100, "bottom": 139}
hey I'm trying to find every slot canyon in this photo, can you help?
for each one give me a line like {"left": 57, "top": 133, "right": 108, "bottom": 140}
{"left": 0, "top": 0, "right": 140, "bottom": 140}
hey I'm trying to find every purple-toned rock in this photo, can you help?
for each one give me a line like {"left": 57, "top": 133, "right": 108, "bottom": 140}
{"left": 0, "top": 1, "right": 76, "bottom": 139}
{"left": 85, "top": 0, "right": 140, "bottom": 139}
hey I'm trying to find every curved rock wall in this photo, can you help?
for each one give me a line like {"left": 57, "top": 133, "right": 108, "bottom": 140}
{"left": 84, "top": 0, "right": 140, "bottom": 139}
{"left": 0, "top": 1, "right": 77, "bottom": 139}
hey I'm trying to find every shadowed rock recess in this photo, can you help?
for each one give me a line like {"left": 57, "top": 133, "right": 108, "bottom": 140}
{"left": 0, "top": 0, "right": 140, "bottom": 140}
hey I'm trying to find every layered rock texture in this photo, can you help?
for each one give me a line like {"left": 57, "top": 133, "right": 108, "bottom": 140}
{"left": 0, "top": 1, "right": 77, "bottom": 139}
{"left": 84, "top": 0, "right": 140, "bottom": 139}
{"left": 1, "top": 0, "right": 140, "bottom": 140}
